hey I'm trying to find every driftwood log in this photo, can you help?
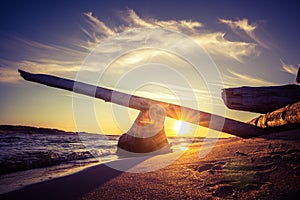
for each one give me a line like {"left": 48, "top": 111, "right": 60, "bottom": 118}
{"left": 249, "top": 101, "right": 300, "bottom": 128}
{"left": 19, "top": 70, "right": 268, "bottom": 138}
{"left": 222, "top": 85, "right": 300, "bottom": 114}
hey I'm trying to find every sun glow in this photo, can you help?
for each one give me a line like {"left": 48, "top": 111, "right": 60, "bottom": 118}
{"left": 174, "top": 120, "right": 191, "bottom": 135}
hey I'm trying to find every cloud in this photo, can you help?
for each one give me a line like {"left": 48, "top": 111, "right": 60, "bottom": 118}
{"left": 0, "top": 37, "right": 84, "bottom": 83}
{"left": 119, "top": 9, "right": 203, "bottom": 34}
{"left": 219, "top": 18, "right": 256, "bottom": 33}
{"left": 0, "top": 67, "right": 20, "bottom": 83}
{"left": 116, "top": 10, "right": 259, "bottom": 61}
{"left": 121, "top": 9, "right": 154, "bottom": 28}
{"left": 81, "top": 12, "right": 115, "bottom": 43}
{"left": 280, "top": 59, "right": 298, "bottom": 75}
{"left": 0, "top": 59, "right": 81, "bottom": 83}
{"left": 224, "top": 69, "right": 276, "bottom": 87}
{"left": 194, "top": 32, "right": 259, "bottom": 63}
{"left": 219, "top": 18, "right": 269, "bottom": 49}
{"left": 0, "top": 9, "right": 263, "bottom": 83}
{"left": 82, "top": 9, "right": 259, "bottom": 62}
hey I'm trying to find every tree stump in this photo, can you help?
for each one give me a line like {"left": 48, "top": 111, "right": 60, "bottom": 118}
{"left": 117, "top": 105, "right": 171, "bottom": 157}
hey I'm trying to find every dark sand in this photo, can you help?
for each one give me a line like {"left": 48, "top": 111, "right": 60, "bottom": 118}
{"left": 2, "top": 129, "right": 300, "bottom": 200}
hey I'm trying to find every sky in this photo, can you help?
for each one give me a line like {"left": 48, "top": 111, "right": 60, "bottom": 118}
{"left": 0, "top": 0, "right": 299, "bottom": 137}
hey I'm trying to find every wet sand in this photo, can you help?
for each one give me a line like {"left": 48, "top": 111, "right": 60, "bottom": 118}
{"left": 2, "top": 129, "right": 300, "bottom": 200}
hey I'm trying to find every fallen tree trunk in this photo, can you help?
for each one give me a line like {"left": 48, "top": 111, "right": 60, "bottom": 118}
{"left": 249, "top": 101, "right": 300, "bottom": 128}
{"left": 222, "top": 85, "right": 300, "bottom": 113}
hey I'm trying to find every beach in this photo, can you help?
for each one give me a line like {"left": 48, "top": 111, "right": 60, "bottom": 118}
{"left": 1, "top": 129, "right": 299, "bottom": 200}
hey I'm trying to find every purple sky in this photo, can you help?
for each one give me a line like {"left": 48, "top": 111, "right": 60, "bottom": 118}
{"left": 0, "top": 0, "right": 299, "bottom": 136}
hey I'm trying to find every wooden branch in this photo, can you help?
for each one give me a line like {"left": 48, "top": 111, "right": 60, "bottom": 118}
{"left": 222, "top": 85, "right": 300, "bottom": 113}
{"left": 249, "top": 101, "right": 300, "bottom": 128}
{"left": 19, "top": 69, "right": 268, "bottom": 138}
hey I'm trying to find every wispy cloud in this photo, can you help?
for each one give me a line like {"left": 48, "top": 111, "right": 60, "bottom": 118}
{"left": 119, "top": 9, "right": 203, "bottom": 34}
{"left": 194, "top": 32, "right": 259, "bottom": 63}
{"left": 223, "top": 69, "right": 276, "bottom": 87}
{"left": 81, "top": 12, "right": 115, "bottom": 43}
{"left": 219, "top": 18, "right": 269, "bottom": 49}
{"left": 280, "top": 59, "right": 298, "bottom": 75}
{"left": 0, "top": 9, "right": 263, "bottom": 83}
{"left": 0, "top": 66, "right": 20, "bottom": 83}
{"left": 117, "top": 10, "right": 259, "bottom": 61}
{"left": 0, "top": 35, "right": 86, "bottom": 83}
{"left": 219, "top": 18, "right": 256, "bottom": 33}
{"left": 0, "top": 60, "right": 81, "bottom": 83}
{"left": 81, "top": 9, "right": 259, "bottom": 62}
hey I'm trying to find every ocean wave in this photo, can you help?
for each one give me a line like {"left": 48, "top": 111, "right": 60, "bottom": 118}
{"left": 0, "top": 128, "right": 201, "bottom": 175}
{"left": 0, "top": 150, "right": 98, "bottom": 175}
{"left": 0, "top": 131, "right": 119, "bottom": 175}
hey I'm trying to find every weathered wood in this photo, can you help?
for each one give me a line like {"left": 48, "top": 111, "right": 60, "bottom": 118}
{"left": 222, "top": 85, "right": 300, "bottom": 113}
{"left": 19, "top": 69, "right": 268, "bottom": 138}
{"left": 249, "top": 101, "right": 300, "bottom": 128}
{"left": 117, "top": 107, "right": 171, "bottom": 155}
{"left": 297, "top": 68, "right": 300, "bottom": 84}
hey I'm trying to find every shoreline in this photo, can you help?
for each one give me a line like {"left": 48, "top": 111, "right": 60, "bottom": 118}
{"left": 0, "top": 134, "right": 207, "bottom": 194}
{"left": 2, "top": 129, "right": 300, "bottom": 199}
{"left": 0, "top": 159, "right": 102, "bottom": 195}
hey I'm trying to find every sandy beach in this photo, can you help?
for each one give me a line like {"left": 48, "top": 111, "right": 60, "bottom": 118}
{"left": 1, "top": 129, "right": 299, "bottom": 200}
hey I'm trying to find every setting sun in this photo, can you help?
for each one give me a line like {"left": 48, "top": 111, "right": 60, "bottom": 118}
{"left": 174, "top": 120, "right": 191, "bottom": 135}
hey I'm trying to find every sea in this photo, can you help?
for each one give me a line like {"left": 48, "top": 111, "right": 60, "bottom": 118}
{"left": 0, "top": 128, "right": 202, "bottom": 194}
